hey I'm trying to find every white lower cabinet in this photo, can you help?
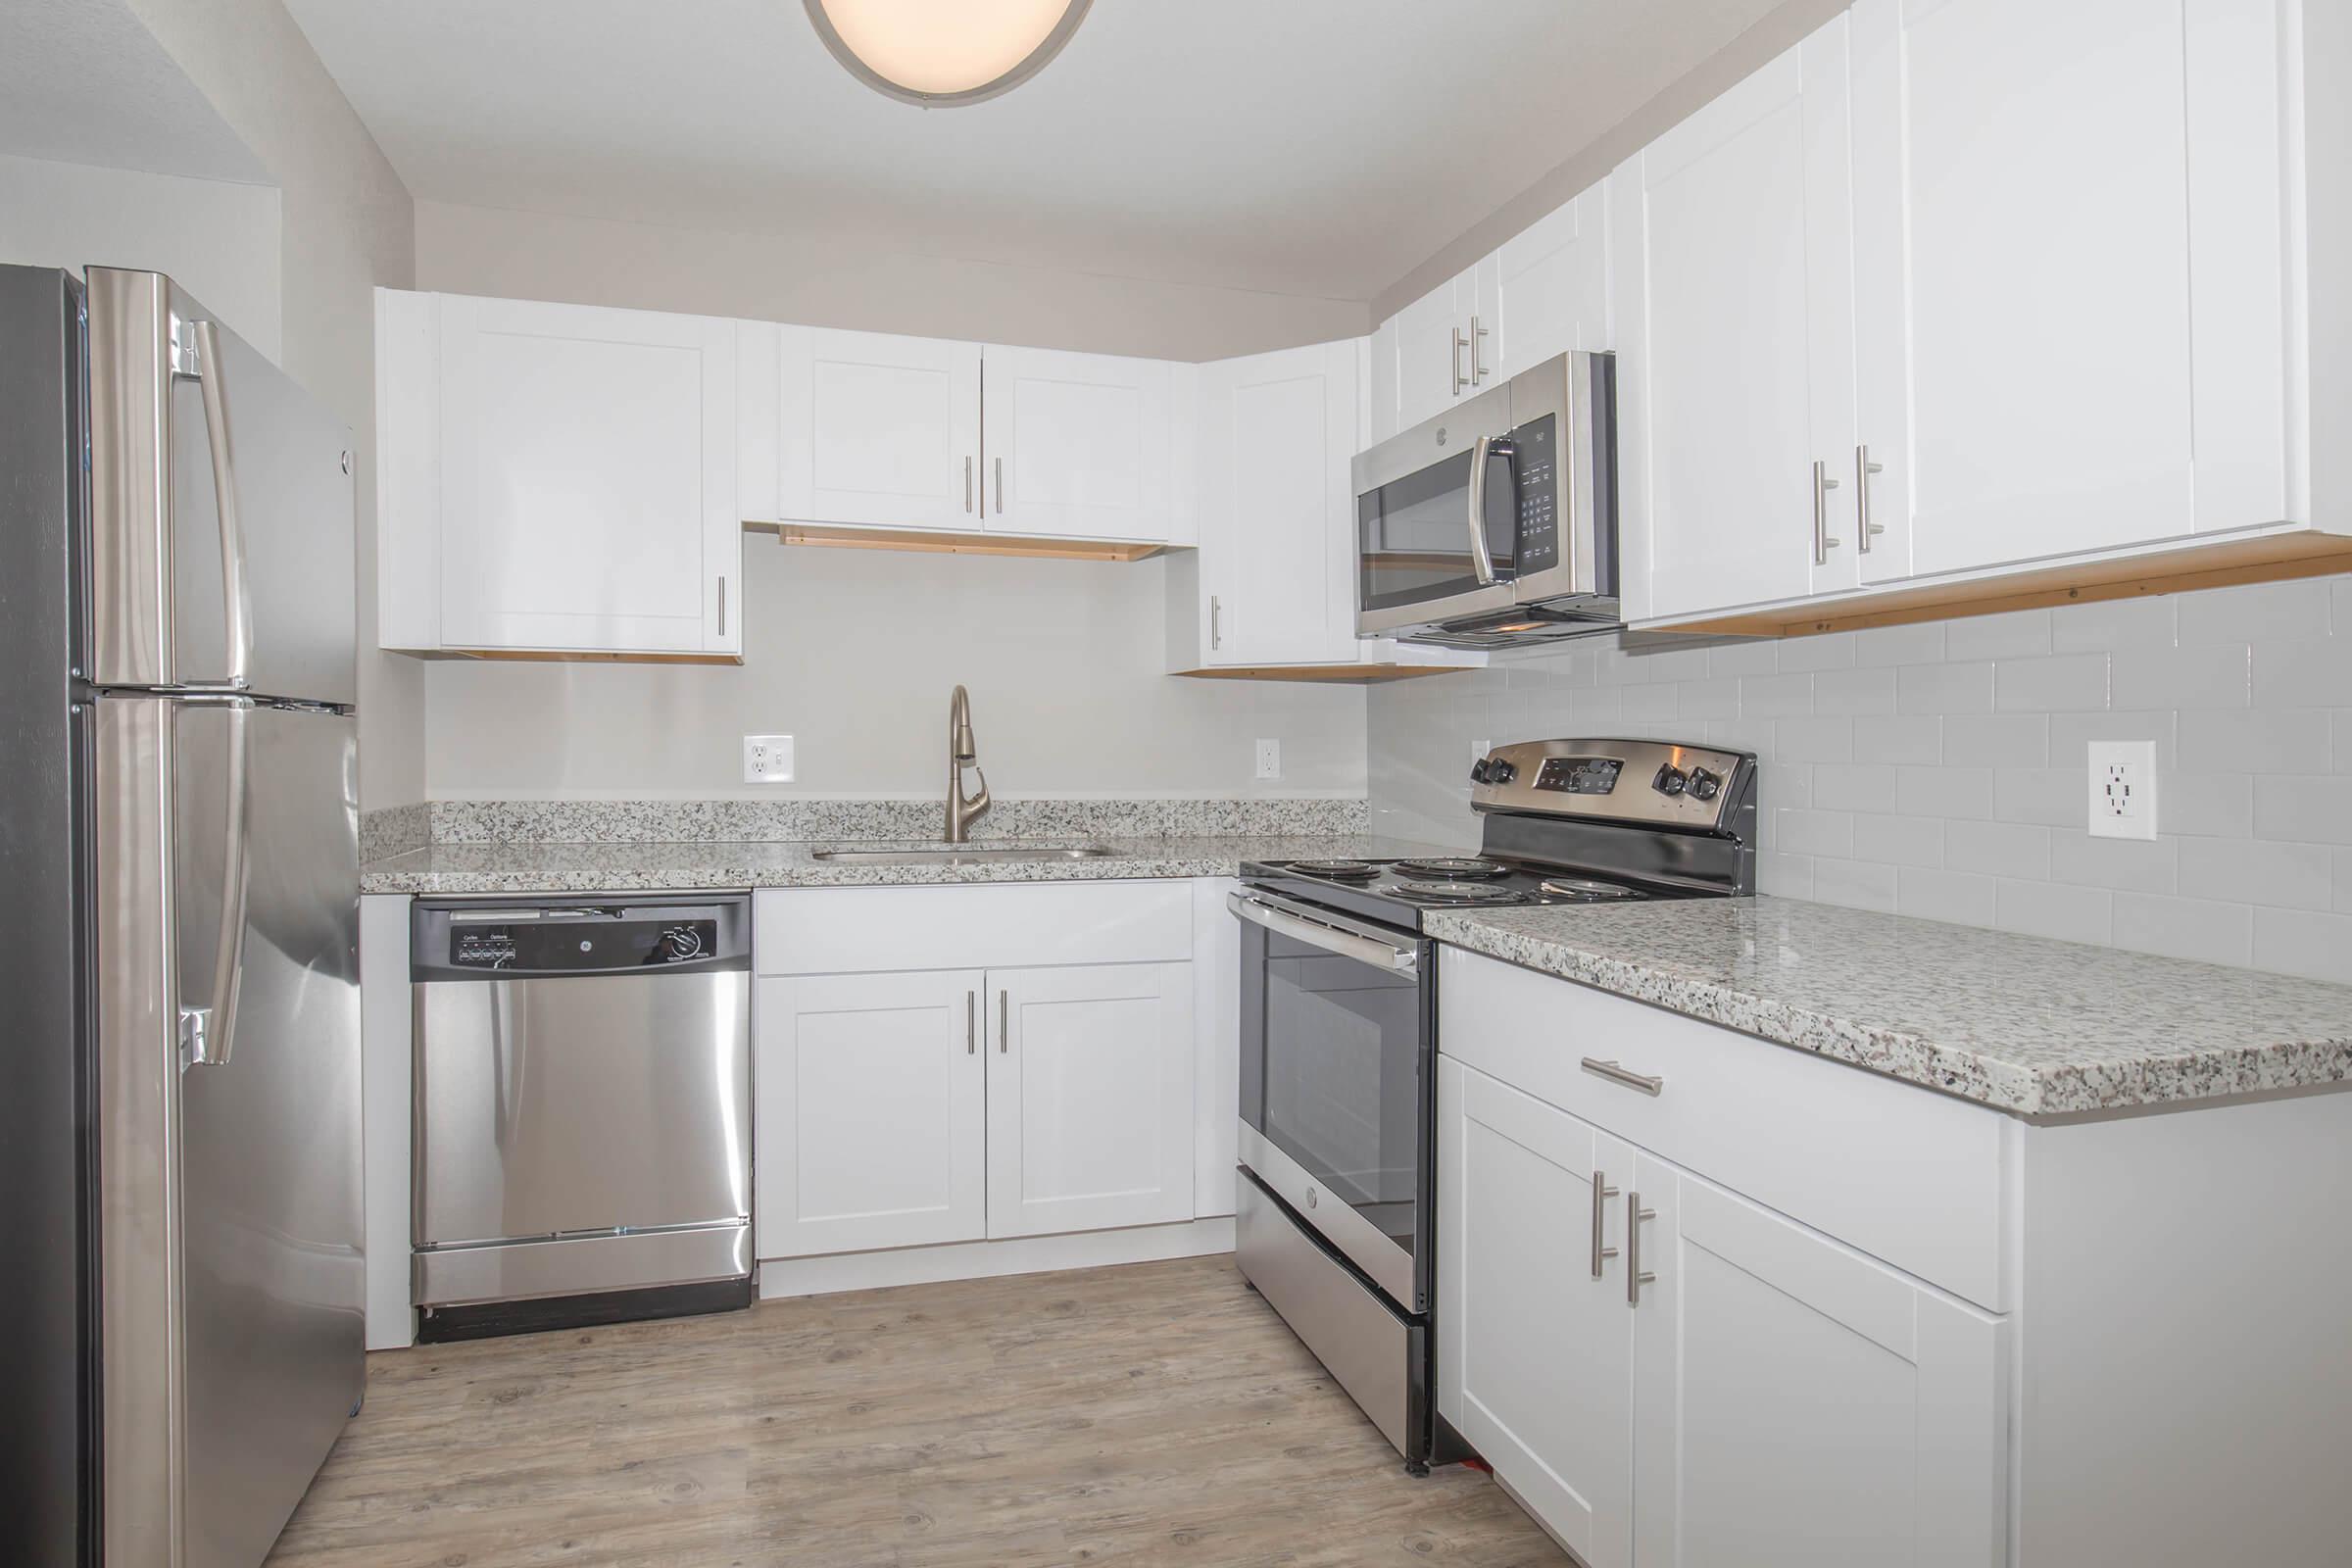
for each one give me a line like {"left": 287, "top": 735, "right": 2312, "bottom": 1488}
{"left": 986, "top": 962, "right": 1194, "bottom": 1237}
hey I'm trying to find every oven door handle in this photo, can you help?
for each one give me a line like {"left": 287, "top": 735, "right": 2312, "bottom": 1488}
{"left": 1227, "top": 892, "right": 1420, "bottom": 975}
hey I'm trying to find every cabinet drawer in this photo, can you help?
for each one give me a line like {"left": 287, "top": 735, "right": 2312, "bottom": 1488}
{"left": 756, "top": 881, "right": 1194, "bottom": 975}
{"left": 1439, "top": 947, "right": 2013, "bottom": 1311}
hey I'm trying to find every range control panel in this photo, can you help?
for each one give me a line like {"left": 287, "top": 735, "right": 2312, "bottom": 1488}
{"left": 1470, "top": 738, "right": 1755, "bottom": 833}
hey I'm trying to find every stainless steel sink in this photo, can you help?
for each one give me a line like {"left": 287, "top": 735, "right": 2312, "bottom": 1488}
{"left": 808, "top": 842, "right": 1119, "bottom": 864}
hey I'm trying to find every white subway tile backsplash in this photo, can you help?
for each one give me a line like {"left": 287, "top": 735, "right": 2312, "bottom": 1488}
{"left": 1678, "top": 677, "right": 1742, "bottom": 719}
{"left": 2251, "top": 775, "right": 2352, "bottom": 845}
{"left": 2336, "top": 711, "right": 2352, "bottom": 773}
{"left": 1813, "top": 858, "right": 1899, "bottom": 912}
{"left": 2337, "top": 848, "right": 2352, "bottom": 912}
{"left": 2048, "top": 829, "right": 2177, "bottom": 894}
{"left": 1812, "top": 666, "right": 1897, "bottom": 716}
{"left": 1777, "top": 808, "right": 1854, "bottom": 858}
{"left": 1942, "top": 714, "right": 2050, "bottom": 768}
{"left": 1896, "top": 866, "right": 1997, "bottom": 927}
{"left": 1897, "top": 662, "right": 1995, "bottom": 715}
{"left": 1853, "top": 714, "right": 1942, "bottom": 766}
{"left": 1776, "top": 716, "right": 1854, "bottom": 764}
{"left": 1944, "top": 608, "right": 2052, "bottom": 661}
{"left": 1569, "top": 687, "right": 1623, "bottom": 726}
{"left": 2112, "top": 893, "right": 2254, "bottom": 967}
{"left": 1756, "top": 851, "right": 1814, "bottom": 899}
{"left": 2109, "top": 643, "right": 2247, "bottom": 710}
{"left": 1851, "top": 812, "right": 1944, "bottom": 867}
{"left": 2177, "top": 837, "right": 2333, "bottom": 910}
{"left": 1995, "top": 878, "right": 2112, "bottom": 945}
{"left": 1740, "top": 672, "right": 1815, "bottom": 717}
{"left": 1993, "top": 767, "right": 2084, "bottom": 827}
{"left": 2050, "top": 594, "right": 2177, "bottom": 653}
{"left": 1622, "top": 682, "right": 1680, "bottom": 721}
{"left": 2249, "top": 637, "right": 2352, "bottom": 710}
{"left": 1776, "top": 632, "right": 1857, "bottom": 672}
{"left": 1813, "top": 763, "right": 1897, "bottom": 813}
{"left": 1853, "top": 621, "right": 1946, "bottom": 667}
{"left": 1705, "top": 639, "right": 1782, "bottom": 676}
{"left": 1995, "top": 653, "right": 2111, "bottom": 713}
{"left": 2177, "top": 579, "right": 2332, "bottom": 646}
{"left": 2176, "top": 710, "right": 2331, "bottom": 774}
{"left": 1945, "top": 819, "right": 2052, "bottom": 880}
{"left": 2049, "top": 710, "right": 2177, "bottom": 769}
{"left": 2156, "top": 771, "right": 2253, "bottom": 838}
{"left": 1894, "top": 764, "right": 1994, "bottom": 820}
{"left": 2252, "top": 906, "right": 2352, "bottom": 985}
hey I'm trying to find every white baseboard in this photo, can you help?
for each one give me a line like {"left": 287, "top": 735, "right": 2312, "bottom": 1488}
{"left": 757, "top": 1217, "right": 1237, "bottom": 1301}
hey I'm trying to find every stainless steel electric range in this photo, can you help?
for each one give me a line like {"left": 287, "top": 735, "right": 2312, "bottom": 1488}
{"left": 1229, "top": 737, "right": 1758, "bottom": 1471}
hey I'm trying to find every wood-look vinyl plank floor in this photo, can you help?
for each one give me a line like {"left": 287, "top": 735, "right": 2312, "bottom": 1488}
{"left": 266, "top": 1254, "right": 1568, "bottom": 1568}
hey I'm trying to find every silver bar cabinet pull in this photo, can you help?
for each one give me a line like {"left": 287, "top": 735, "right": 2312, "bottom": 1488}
{"left": 1812, "top": 460, "right": 1841, "bottom": 564}
{"left": 1470, "top": 314, "right": 1490, "bottom": 382}
{"left": 1451, "top": 326, "right": 1469, "bottom": 394}
{"left": 1209, "top": 595, "right": 1221, "bottom": 650}
{"left": 964, "top": 455, "right": 973, "bottom": 513}
{"left": 965, "top": 991, "right": 976, "bottom": 1055}
{"left": 1628, "top": 1192, "right": 1657, "bottom": 1305}
{"left": 1590, "top": 1169, "right": 1621, "bottom": 1279}
{"left": 1857, "top": 444, "right": 1886, "bottom": 552}
{"left": 998, "top": 989, "right": 1009, "bottom": 1053}
{"left": 1581, "top": 1057, "right": 1664, "bottom": 1097}
{"left": 717, "top": 577, "right": 727, "bottom": 636}
{"left": 995, "top": 457, "right": 1004, "bottom": 514}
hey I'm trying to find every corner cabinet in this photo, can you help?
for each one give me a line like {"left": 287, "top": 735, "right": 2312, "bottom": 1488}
{"left": 376, "top": 290, "right": 744, "bottom": 660}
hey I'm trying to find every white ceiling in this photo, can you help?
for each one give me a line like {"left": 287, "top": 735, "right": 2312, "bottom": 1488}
{"left": 281, "top": 0, "right": 1785, "bottom": 302}
{"left": 0, "top": 0, "right": 270, "bottom": 183}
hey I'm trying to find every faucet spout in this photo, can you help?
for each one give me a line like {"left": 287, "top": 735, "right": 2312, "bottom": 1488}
{"left": 945, "top": 685, "right": 991, "bottom": 843}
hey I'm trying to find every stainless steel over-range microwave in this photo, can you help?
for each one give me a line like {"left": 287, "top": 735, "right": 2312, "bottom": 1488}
{"left": 1352, "top": 350, "right": 1618, "bottom": 649}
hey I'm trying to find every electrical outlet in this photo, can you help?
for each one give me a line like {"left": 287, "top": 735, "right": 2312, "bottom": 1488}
{"left": 2086, "top": 741, "right": 2156, "bottom": 840}
{"left": 1472, "top": 738, "right": 1492, "bottom": 768}
{"left": 743, "top": 734, "right": 795, "bottom": 784}
{"left": 1254, "top": 739, "right": 1281, "bottom": 781}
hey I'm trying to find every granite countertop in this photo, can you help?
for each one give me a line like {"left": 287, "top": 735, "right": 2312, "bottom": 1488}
{"left": 359, "top": 834, "right": 1446, "bottom": 896}
{"left": 1425, "top": 896, "right": 2352, "bottom": 1117}
{"left": 1420, "top": 893, "right": 2352, "bottom": 1114}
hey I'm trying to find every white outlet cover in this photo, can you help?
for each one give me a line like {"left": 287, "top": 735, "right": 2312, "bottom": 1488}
{"left": 2086, "top": 740, "right": 2156, "bottom": 840}
{"left": 744, "top": 734, "right": 795, "bottom": 784}
{"left": 1254, "top": 738, "right": 1281, "bottom": 781}
{"left": 1473, "top": 738, "right": 1492, "bottom": 766}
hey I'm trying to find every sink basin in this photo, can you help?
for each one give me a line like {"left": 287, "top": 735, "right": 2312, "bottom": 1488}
{"left": 808, "top": 842, "right": 1120, "bottom": 864}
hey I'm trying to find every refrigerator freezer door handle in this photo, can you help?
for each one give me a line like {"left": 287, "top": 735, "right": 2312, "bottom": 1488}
{"left": 184, "top": 702, "right": 252, "bottom": 1067}
{"left": 186, "top": 319, "right": 255, "bottom": 690}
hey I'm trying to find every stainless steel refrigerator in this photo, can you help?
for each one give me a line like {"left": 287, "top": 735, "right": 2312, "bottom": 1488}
{"left": 1, "top": 266, "right": 365, "bottom": 1567}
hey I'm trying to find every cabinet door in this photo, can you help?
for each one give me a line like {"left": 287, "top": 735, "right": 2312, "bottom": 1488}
{"left": 1440, "top": 1060, "right": 1636, "bottom": 1568}
{"left": 755, "top": 970, "right": 986, "bottom": 1258}
{"left": 1849, "top": 0, "right": 2288, "bottom": 580}
{"left": 980, "top": 346, "right": 1173, "bottom": 541}
{"left": 1615, "top": 20, "right": 1859, "bottom": 621}
{"left": 1488, "top": 180, "right": 1612, "bottom": 382}
{"left": 436, "top": 295, "right": 739, "bottom": 654}
{"left": 1366, "top": 316, "right": 1401, "bottom": 445}
{"left": 779, "top": 327, "right": 983, "bottom": 532}
{"left": 1631, "top": 1158, "right": 2005, "bottom": 1568}
{"left": 1195, "top": 341, "right": 1361, "bottom": 666}
{"left": 986, "top": 962, "right": 1193, "bottom": 1238}
{"left": 1392, "top": 270, "right": 1472, "bottom": 433}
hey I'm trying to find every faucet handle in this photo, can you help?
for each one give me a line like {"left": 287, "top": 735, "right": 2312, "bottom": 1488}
{"left": 959, "top": 763, "right": 990, "bottom": 812}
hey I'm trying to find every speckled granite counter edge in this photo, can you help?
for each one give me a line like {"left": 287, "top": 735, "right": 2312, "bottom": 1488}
{"left": 369, "top": 796, "right": 1369, "bottom": 845}
{"left": 1424, "top": 912, "right": 2352, "bottom": 1117}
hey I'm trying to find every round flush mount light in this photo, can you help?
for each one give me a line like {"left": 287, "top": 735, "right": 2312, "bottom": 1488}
{"left": 805, "top": 0, "right": 1095, "bottom": 108}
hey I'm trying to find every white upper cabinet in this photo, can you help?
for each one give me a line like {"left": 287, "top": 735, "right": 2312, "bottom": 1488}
{"left": 1177, "top": 340, "right": 1363, "bottom": 668}
{"left": 771, "top": 326, "right": 984, "bottom": 532}
{"left": 980, "top": 346, "right": 1175, "bottom": 541}
{"left": 1611, "top": 20, "right": 1860, "bottom": 623}
{"left": 377, "top": 291, "right": 743, "bottom": 658}
{"left": 1488, "top": 181, "right": 1613, "bottom": 383}
{"left": 1390, "top": 268, "right": 1481, "bottom": 434}
{"left": 1848, "top": 0, "right": 2291, "bottom": 580}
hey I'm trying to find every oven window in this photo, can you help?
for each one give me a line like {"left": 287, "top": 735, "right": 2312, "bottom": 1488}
{"left": 1357, "top": 444, "right": 1516, "bottom": 613}
{"left": 1243, "top": 928, "right": 1424, "bottom": 1257}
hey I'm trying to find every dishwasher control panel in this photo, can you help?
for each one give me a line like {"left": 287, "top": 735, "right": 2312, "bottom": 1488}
{"left": 416, "top": 900, "right": 750, "bottom": 980}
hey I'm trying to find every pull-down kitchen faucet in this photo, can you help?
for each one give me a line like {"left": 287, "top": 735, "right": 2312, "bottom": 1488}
{"left": 945, "top": 684, "right": 991, "bottom": 843}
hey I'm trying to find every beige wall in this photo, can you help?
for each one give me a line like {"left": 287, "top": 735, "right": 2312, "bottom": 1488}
{"left": 413, "top": 198, "right": 1373, "bottom": 802}
{"left": 123, "top": 0, "right": 423, "bottom": 809}
{"left": 415, "top": 200, "right": 1369, "bottom": 361}
{"left": 0, "top": 154, "right": 283, "bottom": 361}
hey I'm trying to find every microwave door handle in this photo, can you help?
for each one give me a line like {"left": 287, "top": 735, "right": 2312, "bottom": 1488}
{"left": 1465, "top": 434, "right": 1498, "bottom": 586}
{"left": 1227, "top": 892, "right": 1419, "bottom": 975}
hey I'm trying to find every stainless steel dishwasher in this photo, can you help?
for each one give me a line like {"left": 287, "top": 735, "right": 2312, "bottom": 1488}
{"left": 410, "top": 896, "right": 752, "bottom": 1340}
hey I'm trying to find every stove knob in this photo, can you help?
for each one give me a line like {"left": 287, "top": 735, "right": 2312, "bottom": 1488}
{"left": 1652, "top": 763, "right": 1689, "bottom": 798}
{"left": 1688, "top": 767, "right": 1721, "bottom": 802}
{"left": 1489, "top": 759, "right": 1518, "bottom": 785}
{"left": 1470, "top": 758, "right": 1493, "bottom": 784}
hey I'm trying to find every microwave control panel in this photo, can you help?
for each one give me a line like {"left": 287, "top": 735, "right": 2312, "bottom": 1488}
{"left": 1509, "top": 414, "right": 1560, "bottom": 576}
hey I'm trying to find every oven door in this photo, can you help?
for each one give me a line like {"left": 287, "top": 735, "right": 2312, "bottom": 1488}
{"left": 1231, "top": 890, "right": 1433, "bottom": 1313}
{"left": 1353, "top": 380, "right": 1519, "bottom": 638}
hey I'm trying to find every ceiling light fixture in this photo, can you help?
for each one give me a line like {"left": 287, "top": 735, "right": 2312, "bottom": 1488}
{"left": 804, "top": 0, "right": 1094, "bottom": 108}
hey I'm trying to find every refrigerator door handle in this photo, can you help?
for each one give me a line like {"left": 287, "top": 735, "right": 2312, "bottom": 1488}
{"left": 184, "top": 319, "right": 255, "bottom": 690}
{"left": 180, "top": 700, "right": 252, "bottom": 1067}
